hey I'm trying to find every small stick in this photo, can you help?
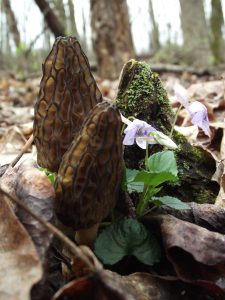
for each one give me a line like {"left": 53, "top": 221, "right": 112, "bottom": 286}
{"left": 125, "top": 193, "right": 136, "bottom": 218}
{"left": 10, "top": 134, "right": 34, "bottom": 168}
{"left": 0, "top": 186, "right": 95, "bottom": 271}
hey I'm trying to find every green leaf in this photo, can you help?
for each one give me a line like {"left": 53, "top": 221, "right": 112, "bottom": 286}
{"left": 127, "top": 181, "right": 144, "bottom": 193}
{"left": 124, "top": 168, "right": 144, "bottom": 193}
{"left": 94, "top": 218, "right": 161, "bottom": 266}
{"left": 148, "top": 151, "right": 178, "bottom": 177}
{"left": 151, "top": 196, "right": 190, "bottom": 210}
{"left": 144, "top": 186, "right": 162, "bottom": 200}
{"left": 133, "top": 170, "right": 177, "bottom": 187}
{"left": 40, "top": 167, "right": 55, "bottom": 185}
{"left": 47, "top": 173, "right": 55, "bottom": 185}
{"left": 126, "top": 168, "right": 140, "bottom": 181}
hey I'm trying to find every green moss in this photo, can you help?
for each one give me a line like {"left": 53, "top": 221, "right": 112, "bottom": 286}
{"left": 116, "top": 60, "right": 174, "bottom": 134}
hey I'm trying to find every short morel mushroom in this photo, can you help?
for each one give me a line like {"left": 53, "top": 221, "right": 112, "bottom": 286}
{"left": 33, "top": 36, "right": 102, "bottom": 172}
{"left": 54, "top": 100, "right": 123, "bottom": 246}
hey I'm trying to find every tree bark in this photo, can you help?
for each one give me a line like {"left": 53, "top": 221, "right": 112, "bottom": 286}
{"left": 179, "top": 0, "right": 211, "bottom": 68}
{"left": 90, "top": 0, "right": 135, "bottom": 79}
{"left": 2, "top": 0, "right": 20, "bottom": 48}
{"left": 34, "top": 0, "right": 65, "bottom": 38}
{"left": 210, "top": 0, "right": 225, "bottom": 64}
{"left": 149, "top": 0, "right": 160, "bottom": 55}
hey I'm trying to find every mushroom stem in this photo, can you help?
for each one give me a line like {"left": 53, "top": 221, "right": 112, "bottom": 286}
{"left": 75, "top": 223, "right": 100, "bottom": 248}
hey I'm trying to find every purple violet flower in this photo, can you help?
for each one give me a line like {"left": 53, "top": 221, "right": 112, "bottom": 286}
{"left": 174, "top": 84, "right": 211, "bottom": 137}
{"left": 123, "top": 119, "right": 156, "bottom": 149}
{"left": 188, "top": 101, "right": 210, "bottom": 137}
{"left": 122, "top": 117, "right": 177, "bottom": 150}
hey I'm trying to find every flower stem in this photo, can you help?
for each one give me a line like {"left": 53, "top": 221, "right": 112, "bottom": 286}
{"left": 169, "top": 104, "right": 183, "bottom": 138}
{"left": 136, "top": 142, "right": 150, "bottom": 216}
{"left": 145, "top": 141, "right": 149, "bottom": 170}
{"left": 136, "top": 186, "right": 149, "bottom": 216}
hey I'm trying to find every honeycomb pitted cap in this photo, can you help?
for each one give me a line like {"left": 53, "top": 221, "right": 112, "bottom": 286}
{"left": 54, "top": 100, "right": 123, "bottom": 230}
{"left": 33, "top": 36, "right": 102, "bottom": 172}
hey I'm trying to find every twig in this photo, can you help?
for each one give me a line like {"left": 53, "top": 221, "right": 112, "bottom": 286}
{"left": 124, "top": 193, "right": 136, "bottom": 218}
{"left": 10, "top": 134, "right": 34, "bottom": 168}
{"left": 0, "top": 186, "right": 95, "bottom": 271}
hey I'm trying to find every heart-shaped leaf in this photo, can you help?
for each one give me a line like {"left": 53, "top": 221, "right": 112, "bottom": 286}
{"left": 151, "top": 196, "right": 190, "bottom": 210}
{"left": 148, "top": 151, "right": 178, "bottom": 177}
{"left": 94, "top": 218, "right": 161, "bottom": 266}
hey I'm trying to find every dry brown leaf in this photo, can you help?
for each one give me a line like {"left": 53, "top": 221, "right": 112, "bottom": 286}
{"left": 0, "top": 77, "right": 39, "bottom": 106}
{"left": 222, "top": 174, "right": 225, "bottom": 193}
{"left": 215, "top": 171, "right": 225, "bottom": 208}
{"left": 188, "top": 81, "right": 225, "bottom": 110}
{"left": 159, "top": 214, "right": 225, "bottom": 293}
{"left": 52, "top": 270, "right": 138, "bottom": 300}
{"left": 0, "top": 158, "right": 54, "bottom": 261}
{"left": 0, "top": 105, "right": 33, "bottom": 127}
{"left": 0, "top": 193, "right": 42, "bottom": 300}
{"left": 0, "top": 126, "right": 27, "bottom": 154}
{"left": 150, "top": 202, "right": 225, "bottom": 234}
{"left": 53, "top": 246, "right": 137, "bottom": 300}
{"left": 122, "top": 272, "right": 174, "bottom": 300}
{"left": 55, "top": 246, "right": 185, "bottom": 300}
{"left": 212, "top": 161, "right": 224, "bottom": 184}
{"left": 174, "top": 125, "right": 199, "bottom": 143}
{"left": 215, "top": 123, "right": 225, "bottom": 207}
{"left": 15, "top": 158, "right": 55, "bottom": 260}
{"left": 122, "top": 272, "right": 213, "bottom": 300}
{"left": 96, "top": 78, "right": 118, "bottom": 100}
{"left": 221, "top": 122, "right": 225, "bottom": 160}
{"left": 0, "top": 164, "right": 19, "bottom": 207}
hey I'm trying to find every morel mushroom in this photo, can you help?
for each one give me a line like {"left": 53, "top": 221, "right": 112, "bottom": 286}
{"left": 33, "top": 36, "right": 102, "bottom": 172}
{"left": 54, "top": 100, "right": 123, "bottom": 246}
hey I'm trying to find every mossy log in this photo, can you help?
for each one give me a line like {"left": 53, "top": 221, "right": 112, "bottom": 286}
{"left": 116, "top": 60, "right": 219, "bottom": 204}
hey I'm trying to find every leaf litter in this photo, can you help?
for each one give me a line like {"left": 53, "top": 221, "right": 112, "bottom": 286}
{"left": 0, "top": 67, "right": 225, "bottom": 300}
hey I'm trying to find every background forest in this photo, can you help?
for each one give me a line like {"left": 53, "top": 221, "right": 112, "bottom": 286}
{"left": 0, "top": 0, "right": 225, "bottom": 78}
{"left": 1, "top": 1, "right": 225, "bottom": 300}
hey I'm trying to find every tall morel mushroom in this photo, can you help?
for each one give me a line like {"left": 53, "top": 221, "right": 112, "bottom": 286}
{"left": 55, "top": 100, "right": 123, "bottom": 246}
{"left": 33, "top": 36, "right": 102, "bottom": 172}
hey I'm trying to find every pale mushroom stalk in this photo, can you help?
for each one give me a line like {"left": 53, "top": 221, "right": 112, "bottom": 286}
{"left": 75, "top": 224, "right": 100, "bottom": 248}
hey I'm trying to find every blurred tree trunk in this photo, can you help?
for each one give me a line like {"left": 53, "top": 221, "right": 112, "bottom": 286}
{"left": 179, "top": 0, "right": 211, "bottom": 68}
{"left": 53, "top": 0, "right": 66, "bottom": 26}
{"left": 149, "top": 0, "right": 160, "bottom": 55}
{"left": 81, "top": 7, "right": 88, "bottom": 54}
{"left": 5, "top": 18, "right": 11, "bottom": 54}
{"left": 34, "top": 0, "right": 65, "bottom": 38}
{"left": 68, "top": 0, "right": 79, "bottom": 37}
{"left": 210, "top": 0, "right": 225, "bottom": 63}
{"left": 2, "top": 0, "right": 20, "bottom": 48}
{"left": 0, "top": 0, "right": 4, "bottom": 52}
{"left": 90, "top": 0, "right": 135, "bottom": 79}
{"left": 43, "top": 18, "right": 51, "bottom": 50}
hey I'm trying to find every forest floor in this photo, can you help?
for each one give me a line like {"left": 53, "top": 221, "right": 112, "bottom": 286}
{"left": 0, "top": 68, "right": 225, "bottom": 300}
{"left": 0, "top": 70, "right": 224, "bottom": 166}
